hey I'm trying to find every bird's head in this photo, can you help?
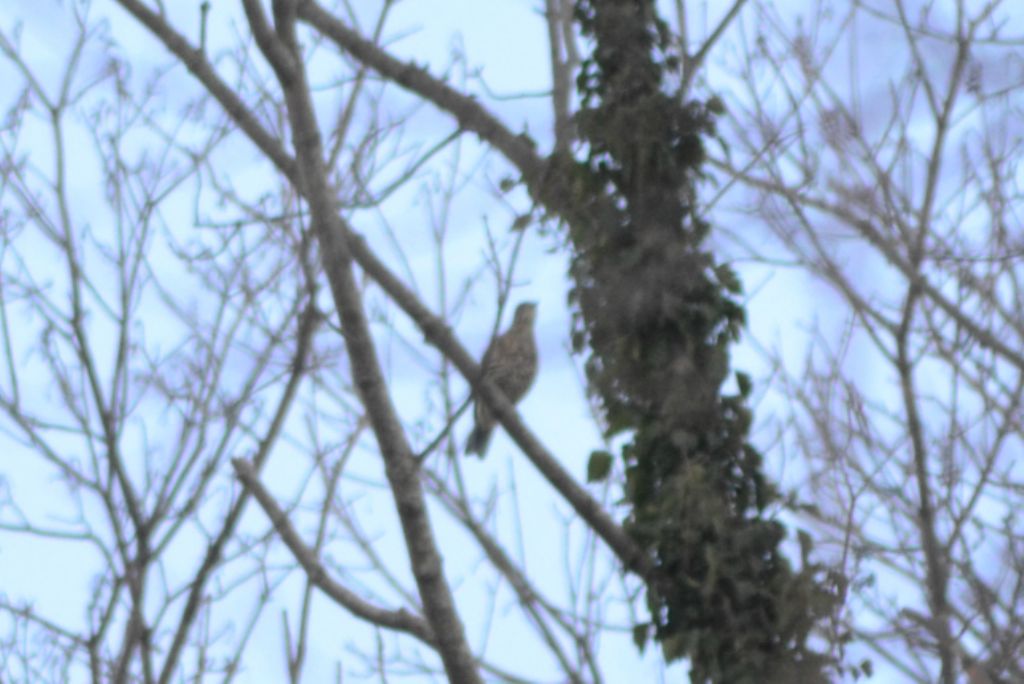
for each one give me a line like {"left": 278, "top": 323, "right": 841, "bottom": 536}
{"left": 513, "top": 302, "right": 537, "bottom": 327}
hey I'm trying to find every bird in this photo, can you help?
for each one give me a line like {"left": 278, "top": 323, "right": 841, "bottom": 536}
{"left": 466, "top": 302, "right": 539, "bottom": 456}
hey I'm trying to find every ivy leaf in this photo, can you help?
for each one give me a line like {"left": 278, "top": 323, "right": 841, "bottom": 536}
{"left": 714, "top": 263, "right": 743, "bottom": 294}
{"left": 632, "top": 623, "right": 649, "bottom": 652}
{"left": 587, "top": 450, "right": 613, "bottom": 482}
{"left": 736, "top": 371, "right": 753, "bottom": 398}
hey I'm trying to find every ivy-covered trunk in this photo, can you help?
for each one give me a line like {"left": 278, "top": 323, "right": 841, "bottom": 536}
{"left": 563, "top": 1, "right": 836, "bottom": 681}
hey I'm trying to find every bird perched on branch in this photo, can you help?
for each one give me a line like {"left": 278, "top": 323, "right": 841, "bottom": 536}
{"left": 466, "top": 302, "right": 538, "bottom": 456}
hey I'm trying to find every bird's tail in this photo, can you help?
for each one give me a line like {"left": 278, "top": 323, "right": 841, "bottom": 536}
{"left": 465, "top": 425, "right": 492, "bottom": 457}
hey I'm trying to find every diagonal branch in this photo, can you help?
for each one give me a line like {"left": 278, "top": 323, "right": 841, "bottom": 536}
{"left": 231, "top": 457, "right": 435, "bottom": 644}
{"left": 295, "top": 0, "right": 546, "bottom": 184}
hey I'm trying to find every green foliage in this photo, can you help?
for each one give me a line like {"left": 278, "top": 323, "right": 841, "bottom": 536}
{"left": 587, "top": 449, "right": 614, "bottom": 482}
{"left": 561, "top": 0, "right": 839, "bottom": 680}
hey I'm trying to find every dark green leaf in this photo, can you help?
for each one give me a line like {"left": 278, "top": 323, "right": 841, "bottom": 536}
{"left": 632, "top": 623, "right": 649, "bottom": 652}
{"left": 736, "top": 371, "right": 752, "bottom": 398}
{"left": 587, "top": 450, "right": 613, "bottom": 482}
{"left": 715, "top": 263, "right": 743, "bottom": 294}
{"left": 707, "top": 94, "right": 726, "bottom": 115}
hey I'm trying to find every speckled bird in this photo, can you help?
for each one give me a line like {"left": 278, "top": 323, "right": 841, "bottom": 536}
{"left": 466, "top": 302, "right": 539, "bottom": 456}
